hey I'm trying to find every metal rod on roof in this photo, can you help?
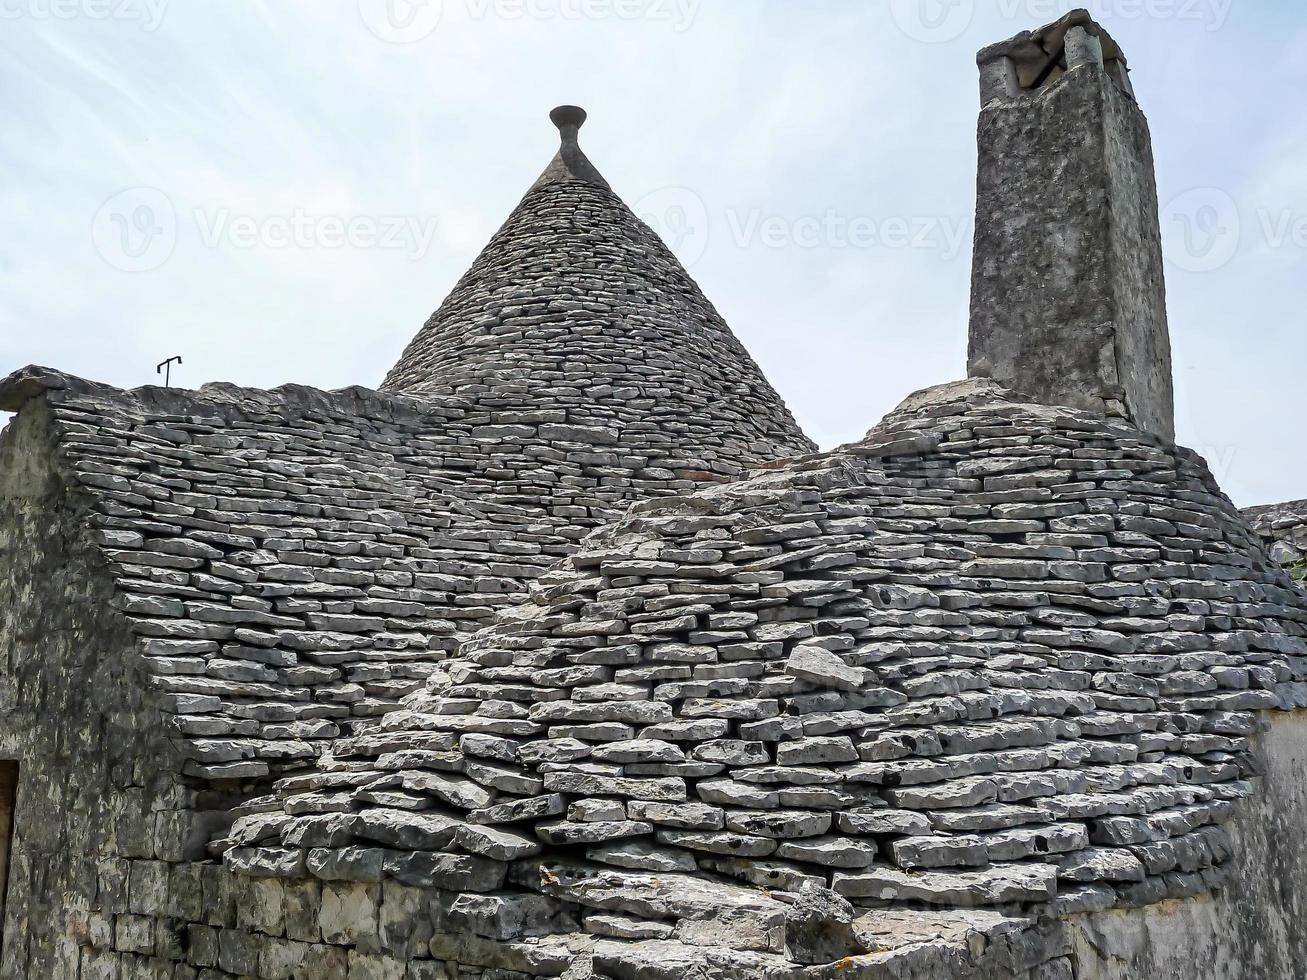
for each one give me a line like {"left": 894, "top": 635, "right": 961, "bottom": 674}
{"left": 156, "top": 355, "right": 183, "bottom": 388}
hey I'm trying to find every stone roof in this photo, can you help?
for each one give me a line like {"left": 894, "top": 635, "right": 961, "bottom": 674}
{"left": 0, "top": 349, "right": 808, "bottom": 784}
{"left": 219, "top": 378, "right": 1307, "bottom": 964}
{"left": 379, "top": 109, "right": 807, "bottom": 459}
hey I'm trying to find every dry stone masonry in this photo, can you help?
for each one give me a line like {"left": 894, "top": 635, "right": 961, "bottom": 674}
{"left": 223, "top": 380, "right": 1307, "bottom": 957}
{"left": 0, "top": 11, "right": 1304, "bottom": 980}
{"left": 381, "top": 105, "right": 805, "bottom": 464}
{"left": 0, "top": 357, "right": 807, "bottom": 788}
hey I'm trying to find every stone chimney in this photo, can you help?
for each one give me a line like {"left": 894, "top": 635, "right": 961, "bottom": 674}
{"left": 967, "top": 10, "right": 1174, "bottom": 441}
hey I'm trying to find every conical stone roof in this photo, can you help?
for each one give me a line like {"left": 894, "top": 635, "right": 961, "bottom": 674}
{"left": 225, "top": 380, "right": 1307, "bottom": 947}
{"left": 382, "top": 106, "right": 812, "bottom": 468}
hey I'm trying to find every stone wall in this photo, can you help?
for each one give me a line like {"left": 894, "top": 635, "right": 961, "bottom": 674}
{"left": 41, "top": 859, "right": 1079, "bottom": 979}
{"left": 0, "top": 403, "right": 215, "bottom": 977}
{"left": 1070, "top": 709, "right": 1307, "bottom": 980}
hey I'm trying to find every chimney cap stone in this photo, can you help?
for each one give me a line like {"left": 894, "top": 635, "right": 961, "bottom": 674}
{"left": 977, "top": 9, "right": 1130, "bottom": 98}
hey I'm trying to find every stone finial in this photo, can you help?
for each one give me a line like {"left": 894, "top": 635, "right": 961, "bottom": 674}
{"left": 535, "top": 105, "right": 609, "bottom": 189}
{"left": 550, "top": 104, "right": 587, "bottom": 140}
{"left": 967, "top": 13, "right": 1174, "bottom": 441}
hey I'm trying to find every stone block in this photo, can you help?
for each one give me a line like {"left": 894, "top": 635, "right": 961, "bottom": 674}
{"left": 319, "top": 881, "right": 381, "bottom": 948}
{"left": 164, "top": 864, "right": 205, "bottom": 921}
{"left": 236, "top": 876, "right": 287, "bottom": 937}
{"left": 283, "top": 878, "right": 323, "bottom": 943}
{"left": 115, "top": 915, "right": 155, "bottom": 955}
{"left": 448, "top": 893, "right": 577, "bottom": 941}
{"left": 295, "top": 943, "right": 349, "bottom": 978}
{"left": 128, "top": 861, "right": 171, "bottom": 916}
{"left": 255, "top": 937, "right": 309, "bottom": 979}
{"left": 347, "top": 950, "right": 407, "bottom": 980}
{"left": 185, "top": 924, "right": 219, "bottom": 968}
{"left": 199, "top": 865, "right": 238, "bottom": 928}
{"left": 378, "top": 881, "right": 434, "bottom": 959}
{"left": 217, "top": 927, "right": 261, "bottom": 976}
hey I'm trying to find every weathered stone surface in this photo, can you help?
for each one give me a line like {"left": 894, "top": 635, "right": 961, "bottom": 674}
{"left": 383, "top": 851, "right": 508, "bottom": 891}
{"left": 969, "top": 13, "right": 1172, "bottom": 439}
{"left": 448, "top": 892, "right": 577, "bottom": 940}
{"left": 247, "top": 371, "right": 1307, "bottom": 958}
{"left": 785, "top": 647, "right": 873, "bottom": 693}
{"left": 520, "top": 860, "right": 788, "bottom": 953}
{"left": 587, "top": 840, "right": 698, "bottom": 873}
{"left": 537, "top": 820, "right": 655, "bottom": 846}
{"left": 834, "top": 865, "right": 1060, "bottom": 906}
{"left": 783, "top": 882, "right": 868, "bottom": 965}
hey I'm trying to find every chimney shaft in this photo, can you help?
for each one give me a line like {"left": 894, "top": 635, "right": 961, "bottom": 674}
{"left": 967, "top": 11, "right": 1174, "bottom": 441}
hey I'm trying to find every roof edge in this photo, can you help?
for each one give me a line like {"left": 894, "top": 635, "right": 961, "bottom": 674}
{"left": 0, "top": 365, "right": 465, "bottom": 426}
{"left": 1243, "top": 498, "right": 1307, "bottom": 522}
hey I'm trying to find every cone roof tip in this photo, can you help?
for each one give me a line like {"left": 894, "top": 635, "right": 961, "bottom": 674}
{"left": 533, "top": 104, "right": 608, "bottom": 190}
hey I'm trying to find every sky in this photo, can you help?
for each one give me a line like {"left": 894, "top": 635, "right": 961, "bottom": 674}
{"left": 1, "top": 0, "right": 1303, "bottom": 507}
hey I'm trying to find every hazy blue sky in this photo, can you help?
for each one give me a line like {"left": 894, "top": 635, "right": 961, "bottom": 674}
{"left": 2, "top": 0, "right": 1303, "bottom": 506}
